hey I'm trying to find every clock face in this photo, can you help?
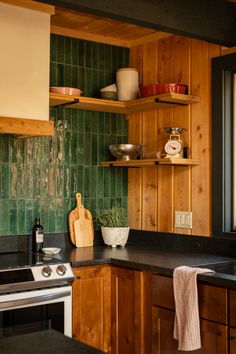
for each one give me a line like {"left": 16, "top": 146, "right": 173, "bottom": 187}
{"left": 164, "top": 140, "right": 182, "bottom": 155}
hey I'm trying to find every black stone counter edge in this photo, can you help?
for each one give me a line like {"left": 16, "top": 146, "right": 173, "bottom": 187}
{"left": 70, "top": 257, "right": 236, "bottom": 290}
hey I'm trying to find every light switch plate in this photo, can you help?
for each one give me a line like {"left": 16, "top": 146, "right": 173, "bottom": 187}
{"left": 174, "top": 211, "right": 192, "bottom": 229}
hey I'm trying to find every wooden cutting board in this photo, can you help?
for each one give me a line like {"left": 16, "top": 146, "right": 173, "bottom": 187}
{"left": 68, "top": 193, "right": 94, "bottom": 247}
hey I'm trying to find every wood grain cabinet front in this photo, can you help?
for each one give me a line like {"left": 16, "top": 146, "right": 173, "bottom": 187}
{"left": 111, "top": 267, "right": 152, "bottom": 354}
{"left": 72, "top": 265, "right": 111, "bottom": 353}
{"left": 152, "top": 274, "right": 228, "bottom": 354}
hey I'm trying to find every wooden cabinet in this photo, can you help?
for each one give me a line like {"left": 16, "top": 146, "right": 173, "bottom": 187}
{"left": 72, "top": 265, "right": 111, "bottom": 353}
{"left": 152, "top": 274, "right": 228, "bottom": 354}
{"left": 111, "top": 267, "right": 152, "bottom": 354}
{"left": 152, "top": 307, "right": 227, "bottom": 354}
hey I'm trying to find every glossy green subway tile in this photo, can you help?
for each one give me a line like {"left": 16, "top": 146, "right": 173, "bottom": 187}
{"left": 64, "top": 166, "right": 71, "bottom": 198}
{"left": 99, "top": 43, "right": 105, "bottom": 70}
{"left": 48, "top": 199, "right": 56, "bottom": 232}
{"left": 55, "top": 199, "right": 64, "bottom": 232}
{"left": 70, "top": 132, "right": 78, "bottom": 165}
{"left": 103, "top": 168, "right": 110, "bottom": 198}
{"left": 90, "top": 166, "right": 97, "bottom": 198}
{"left": 77, "top": 166, "right": 84, "bottom": 195}
{"left": 17, "top": 199, "right": 25, "bottom": 235}
{"left": 78, "top": 40, "right": 86, "bottom": 67}
{"left": 84, "top": 68, "right": 92, "bottom": 97}
{"left": 91, "top": 69, "right": 99, "bottom": 98}
{"left": 84, "top": 166, "right": 91, "bottom": 198}
{"left": 2, "top": 164, "right": 9, "bottom": 199}
{"left": 70, "top": 166, "right": 79, "bottom": 197}
{"left": 97, "top": 167, "right": 104, "bottom": 197}
{"left": 40, "top": 201, "right": 49, "bottom": 233}
{"left": 92, "top": 42, "right": 99, "bottom": 69}
{"left": 77, "top": 133, "right": 85, "bottom": 165}
{"left": 25, "top": 164, "right": 33, "bottom": 199}
{"left": 98, "top": 70, "right": 105, "bottom": 91}
{"left": 104, "top": 45, "right": 112, "bottom": 71}
{"left": 0, "top": 200, "right": 10, "bottom": 235}
{"left": 56, "top": 165, "right": 64, "bottom": 198}
{"left": 9, "top": 200, "right": 17, "bottom": 235}
{"left": 57, "top": 64, "right": 65, "bottom": 86}
{"left": 98, "top": 112, "right": 105, "bottom": 133}
{"left": 84, "top": 134, "right": 92, "bottom": 165}
{"left": 50, "top": 34, "right": 57, "bottom": 62}
{"left": 57, "top": 36, "right": 65, "bottom": 64}
{"left": 50, "top": 62, "right": 58, "bottom": 86}
{"left": 91, "top": 134, "right": 98, "bottom": 164}
{"left": 110, "top": 168, "right": 117, "bottom": 198}
{"left": 1, "top": 136, "right": 9, "bottom": 163}
{"left": 85, "top": 41, "right": 92, "bottom": 68}
{"left": 25, "top": 199, "right": 34, "bottom": 234}
{"left": 72, "top": 38, "right": 79, "bottom": 66}
{"left": 64, "top": 65, "right": 73, "bottom": 87}
{"left": 85, "top": 110, "right": 92, "bottom": 133}
{"left": 91, "top": 111, "right": 99, "bottom": 133}
{"left": 117, "top": 47, "right": 125, "bottom": 67}
{"left": 78, "top": 67, "right": 84, "bottom": 90}
{"left": 64, "top": 37, "right": 72, "bottom": 65}
{"left": 111, "top": 46, "right": 118, "bottom": 72}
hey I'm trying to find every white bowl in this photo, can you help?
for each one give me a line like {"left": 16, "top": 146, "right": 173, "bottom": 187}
{"left": 42, "top": 247, "right": 61, "bottom": 255}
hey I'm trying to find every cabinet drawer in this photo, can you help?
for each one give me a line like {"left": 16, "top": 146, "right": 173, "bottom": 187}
{"left": 230, "top": 290, "right": 236, "bottom": 327}
{"left": 152, "top": 274, "right": 227, "bottom": 324}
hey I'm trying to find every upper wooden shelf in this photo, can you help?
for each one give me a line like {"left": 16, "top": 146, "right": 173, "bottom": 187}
{"left": 49, "top": 92, "right": 200, "bottom": 115}
{"left": 100, "top": 158, "right": 199, "bottom": 167}
{"left": 0, "top": 116, "right": 54, "bottom": 137}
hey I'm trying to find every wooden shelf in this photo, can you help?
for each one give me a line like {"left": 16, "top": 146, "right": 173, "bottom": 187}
{"left": 100, "top": 158, "right": 199, "bottom": 167}
{"left": 0, "top": 116, "right": 54, "bottom": 137}
{"left": 49, "top": 92, "right": 200, "bottom": 114}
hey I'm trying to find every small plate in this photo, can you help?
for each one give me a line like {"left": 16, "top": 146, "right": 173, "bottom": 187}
{"left": 42, "top": 247, "right": 61, "bottom": 255}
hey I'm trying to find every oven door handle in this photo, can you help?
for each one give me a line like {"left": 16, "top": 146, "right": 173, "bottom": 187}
{"left": 0, "top": 290, "right": 71, "bottom": 310}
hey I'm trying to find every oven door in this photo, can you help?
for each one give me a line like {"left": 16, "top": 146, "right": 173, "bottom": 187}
{"left": 0, "top": 286, "right": 72, "bottom": 339}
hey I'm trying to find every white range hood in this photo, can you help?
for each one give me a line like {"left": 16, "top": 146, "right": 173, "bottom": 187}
{"left": 0, "top": 1, "right": 55, "bottom": 136}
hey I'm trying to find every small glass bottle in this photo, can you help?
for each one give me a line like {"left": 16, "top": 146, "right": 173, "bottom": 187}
{"left": 32, "top": 218, "right": 44, "bottom": 252}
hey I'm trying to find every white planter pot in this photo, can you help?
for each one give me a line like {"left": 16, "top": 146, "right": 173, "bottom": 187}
{"left": 101, "top": 227, "right": 130, "bottom": 248}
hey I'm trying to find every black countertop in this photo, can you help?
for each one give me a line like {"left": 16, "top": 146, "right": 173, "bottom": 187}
{"left": 0, "top": 330, "right": 104, "bottom": 354}
{"left": 57, "top": 243, "right": 236, "bottom": 289}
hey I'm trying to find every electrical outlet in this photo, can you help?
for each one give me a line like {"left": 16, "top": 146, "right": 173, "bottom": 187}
{"left": 174, "top": 211, "right": 192, "bottom": 229}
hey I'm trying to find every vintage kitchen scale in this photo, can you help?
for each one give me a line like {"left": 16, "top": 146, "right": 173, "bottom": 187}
{"left": 163, "top": 127, "right": 186, "bottom": 158}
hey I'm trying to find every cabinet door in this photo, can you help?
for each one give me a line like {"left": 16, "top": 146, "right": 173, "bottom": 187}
{"left": 230, "top": 328, "right": 236, "bottom": 354}
{"left": 72, "top": 265, "right": 111, "bottom": 353}
{"left": 152, "top": 306, "right": 228, "bottom": 354}
{"left": 111, "top": 267, "right": 151, "bottom": 354}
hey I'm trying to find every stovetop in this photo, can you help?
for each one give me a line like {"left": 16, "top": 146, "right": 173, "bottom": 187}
{"left": 0, "top": 251, "right": 62, "bottom": 270}
{"left": 0, "top": 252, "right": 75, "bottom": 294}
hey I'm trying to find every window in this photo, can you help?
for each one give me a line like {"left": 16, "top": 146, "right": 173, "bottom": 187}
{"left": 212, "top": 52, "right": 236, "bottom": 236}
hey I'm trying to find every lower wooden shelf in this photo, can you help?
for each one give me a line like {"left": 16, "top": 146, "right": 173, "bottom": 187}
{"left": 100, "top": 158, "right": 199, "bottom": 167}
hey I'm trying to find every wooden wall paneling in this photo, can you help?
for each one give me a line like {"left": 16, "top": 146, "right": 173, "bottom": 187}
{"left": 128, "top": 45, "right": 143, "bottom": 229}
{"left": 172, "top": 36, "right": 191, "bottom": 234}
{"left": 191, "top": 39, "right": 212, "bottom": 236}
{"left": 142, "top": 40, "right": 158, "bottom": 230}
{"left": 156, "top": 37, "right": 174, "bottom": 232}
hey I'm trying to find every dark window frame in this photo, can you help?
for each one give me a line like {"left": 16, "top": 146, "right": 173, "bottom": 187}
{"left": 212, "top": 52, "right": 236, "bottom": 237}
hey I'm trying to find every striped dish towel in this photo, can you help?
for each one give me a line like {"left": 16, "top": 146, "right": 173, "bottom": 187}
{"left": 173, "top": 265, "right": 214, "bottom": 351}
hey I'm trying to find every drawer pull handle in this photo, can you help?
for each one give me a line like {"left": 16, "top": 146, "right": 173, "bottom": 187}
{"left": 230, "top": 336, "right": 236, "bottom": 340}
{"left": 76, "top": 276, "right": 81, "bottom": 280}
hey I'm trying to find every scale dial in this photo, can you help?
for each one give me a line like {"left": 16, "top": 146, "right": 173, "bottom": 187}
{"left": 164, "top": 140, "right": 182, "bottom": 156}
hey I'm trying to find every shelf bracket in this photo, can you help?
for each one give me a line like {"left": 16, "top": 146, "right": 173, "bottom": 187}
{"left": 155, "top": 98, "right": 186, "bottom": 106}
{"left": 54, "top": 98, "right": 80, "bottom": 108}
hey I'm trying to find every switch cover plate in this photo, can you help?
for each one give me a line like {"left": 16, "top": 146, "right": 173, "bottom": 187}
{"left": 174, "top": 211, "right": 192, "bottom": 229}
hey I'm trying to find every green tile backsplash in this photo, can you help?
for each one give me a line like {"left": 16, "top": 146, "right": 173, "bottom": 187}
{"left": 0, "top": 35, "right": 129, "bottom": 236}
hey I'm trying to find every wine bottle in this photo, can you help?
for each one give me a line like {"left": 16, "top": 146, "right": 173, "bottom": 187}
{"left": 32, "top": 218, "right": 44, "bottom": 252}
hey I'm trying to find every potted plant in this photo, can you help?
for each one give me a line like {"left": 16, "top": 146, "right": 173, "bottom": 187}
{"left": 95, "top": 207, "right": 129, "bottom": 248}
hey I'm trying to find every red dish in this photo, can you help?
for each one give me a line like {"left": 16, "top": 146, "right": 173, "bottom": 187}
{"left": 140, "top": 83, "right": 188, "bottom": 97}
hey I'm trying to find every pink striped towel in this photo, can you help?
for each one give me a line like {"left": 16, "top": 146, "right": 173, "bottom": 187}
{"left": 173, "top": 265, "right": 214, "bottom": 351}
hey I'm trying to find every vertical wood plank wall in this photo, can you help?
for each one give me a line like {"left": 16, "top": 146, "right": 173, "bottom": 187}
{"left": 129, "top": 35, "right": 221, "bottom": 236}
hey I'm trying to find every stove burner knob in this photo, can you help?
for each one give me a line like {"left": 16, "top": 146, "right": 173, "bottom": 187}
{"left": 56, "top": 264, "right": 67, "bottom": 276}
{"left": 41, "top": 266, "right": 52, "bottom": 278}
